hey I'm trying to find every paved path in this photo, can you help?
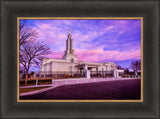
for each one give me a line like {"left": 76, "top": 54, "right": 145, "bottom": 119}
{"left": 20, "top": 79, "right": 141, "bottom": 100}
{"left": 20, "top": 77, "right": 140, "bottom": 97}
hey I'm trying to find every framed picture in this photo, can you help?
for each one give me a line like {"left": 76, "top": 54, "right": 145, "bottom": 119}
{"left": 17, "top": 17, "right": 143, "bottom": 102}
{"left": 1, "top": 0, "right": 159, "bottom": 119}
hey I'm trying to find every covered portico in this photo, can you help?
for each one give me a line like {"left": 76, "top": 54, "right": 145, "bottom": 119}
{"left": 76, "top": 64, "right": 98, "bottom": 79}
{"left": 76, "top": 64, "right": 98, "bottom": 73}
{"left": 76, "top": 63, "right": 115, "bottom": 78}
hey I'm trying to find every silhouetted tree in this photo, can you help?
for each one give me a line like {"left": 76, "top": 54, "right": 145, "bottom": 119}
{"left": 19, "top": 20, "right": 50, "bottom": 85}
{"left": 124, "top": 68, "right": 130, "bottom": 74}
{"left": 30, "top": 71, "right": 35, "bottom": 78}
{"left": 117, "top": 65, "right": 122, "bottom": 69}
{"left": 130, "top": 60, "right": 141, "bottom": 76}
{"left": 20, "top": 42, "right": 50, "bottom": 85}
{"left": 19, "top": 20, "right": 38, "bottom": 46}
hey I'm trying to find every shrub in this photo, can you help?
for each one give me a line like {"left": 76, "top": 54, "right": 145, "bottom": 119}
{"left": 30, "top": 71, "right": 35, "bottom": 75}
{"left": 64, "top": 74, "right": 70, "bottom": 78}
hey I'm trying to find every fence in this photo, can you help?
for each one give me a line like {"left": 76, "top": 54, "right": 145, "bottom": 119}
{"left": 36, "top": 71, "right": 83, "bottom": 79}
{"left": 90, "top": 71, "right": 114, "bottom": 77}
{"left": 20, "top": 76, "right": 141, "bottom": 89}
{"left": 37, "top": 71, "right": 114, "bottom": 78}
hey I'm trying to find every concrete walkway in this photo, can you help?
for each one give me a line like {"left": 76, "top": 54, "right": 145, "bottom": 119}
{"left": 20, "top": 77, "right": 140, "bottom": 96}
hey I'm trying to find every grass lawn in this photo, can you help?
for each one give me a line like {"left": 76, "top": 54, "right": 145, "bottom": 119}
{"left": 20, "top": 80, "right": 52, "bottom": 86}
{"left": 20, "top": 86, "right": 51, "bottom": 93}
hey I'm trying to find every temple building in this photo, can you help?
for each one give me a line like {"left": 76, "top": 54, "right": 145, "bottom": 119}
{"left": 40, "top": 30, "right": 123, "bottom": 78}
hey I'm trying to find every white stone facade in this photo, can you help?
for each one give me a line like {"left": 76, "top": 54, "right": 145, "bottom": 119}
{"left": 40, "top": 30, "right": 119, "bottom": 76}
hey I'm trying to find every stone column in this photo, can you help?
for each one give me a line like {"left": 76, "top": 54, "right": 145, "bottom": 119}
{"left": 114, "top": 70, "right": 117, "bottom": 78}
{"left": 83, "top": 65, "right": 88, "bottom": 73}
{"left": 116, "top": 71, "right": 119, "bottom": 78}
{"left": 83, "top": 65, "right": 90, "bottom": 79}
{"left": 114, "top": 70, "right": 120, "bottom": 78}
{"left": 86, "top": 70, "right": 90, "bottom": 79}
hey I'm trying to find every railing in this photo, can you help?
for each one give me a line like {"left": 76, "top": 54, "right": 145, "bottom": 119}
{"left": 20, "top": 77, "right": 115, "bottom": 88}
{"left": 38, "top": 71, "right": 114, "bottom": 78}
{"left": 20, "top": 77, "right": 141, "bottom": 89}
{"left": 90, "top": 71, "right": 114, "bottom": 77}
{"left": 36, "top": 71, "right": 84, "bottom": 78}
{"left": 20, "top": 71, "right": 125, "bottom": 83}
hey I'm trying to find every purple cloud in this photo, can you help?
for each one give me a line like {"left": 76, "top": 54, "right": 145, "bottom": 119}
{"left": 21, "top": 19, "right": 141, "bottom": 68}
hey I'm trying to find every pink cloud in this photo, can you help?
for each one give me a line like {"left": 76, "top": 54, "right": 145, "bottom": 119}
{"left": 72, "top": 25, "right": 114, "bottom": 42}
{"left": 45, "top": 51, "right": 64, "bottom": 59}
{"left": 43, "top": 45, "right": 140, "bottom": 63}
{"left": 36, "top": 23, "right": 51, "bottom": 30}
{"left": 75, "top": 48, "right": 140, "bottom": 62}
{"left": 28, "top": 19, "right": 141, "bottom": 64}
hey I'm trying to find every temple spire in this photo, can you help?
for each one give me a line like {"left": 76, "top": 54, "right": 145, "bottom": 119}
{"left": 63, "top": 29, "right": 74, "bottom": 55}
{"left": 62, "top": 30, "right": 77, "bottom": 62}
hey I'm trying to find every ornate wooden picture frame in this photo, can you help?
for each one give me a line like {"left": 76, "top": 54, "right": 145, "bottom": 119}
{"left": 1, "top": 0, "right": 159, "bottom": 118}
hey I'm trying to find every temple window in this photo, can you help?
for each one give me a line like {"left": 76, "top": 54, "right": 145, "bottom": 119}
{"left": 71, "top": 59, "right": 74, "bottom": 63}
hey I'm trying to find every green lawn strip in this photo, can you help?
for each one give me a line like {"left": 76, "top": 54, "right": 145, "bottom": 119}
{"left": 20, "top": 86, "right": 51, "bottom": 93}
{"left": 20, "top": 80, "right": 52, "bottom": 86}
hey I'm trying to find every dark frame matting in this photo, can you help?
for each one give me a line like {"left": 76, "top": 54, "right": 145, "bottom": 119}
{"left": 1, "top": 0, "right": 159, "bottom": 118}
{"left": 17, "top": 16, "right": 143, "bottom": 103}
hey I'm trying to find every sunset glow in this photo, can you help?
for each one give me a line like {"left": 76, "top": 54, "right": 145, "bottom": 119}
{"left": 20, "top": 19, "right": 141, "bottom": 68}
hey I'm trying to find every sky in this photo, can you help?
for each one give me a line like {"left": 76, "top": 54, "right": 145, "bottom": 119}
{"left": 21, "top": 19, "right": 141, "bottom": 69}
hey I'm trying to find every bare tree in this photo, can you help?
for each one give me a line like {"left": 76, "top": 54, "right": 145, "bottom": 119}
{"left": 129, "top": 60, "right": 141, "bottom": 76}
{"left": 20, "top": 42, "right": 50, "bottom": 85}
{"left": 117, "top": 65, "right": 122, "bottom": 69}
{"left": 19, "top": 20, "right": 50, "bottom": 85}
{"left": 124, "top": 68, "right": 130, "bottom": 75}
{"left": 19, "top": 20, "right": 38, "bottom": 46}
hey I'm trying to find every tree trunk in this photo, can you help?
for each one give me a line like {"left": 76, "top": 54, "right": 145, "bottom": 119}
{"left": 25, "top": 70, "right": 28, "bottom": 85}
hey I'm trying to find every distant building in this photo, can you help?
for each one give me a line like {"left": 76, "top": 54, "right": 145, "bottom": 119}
{"left": 40, "top": 30, "right": 123, "bottom": 77}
